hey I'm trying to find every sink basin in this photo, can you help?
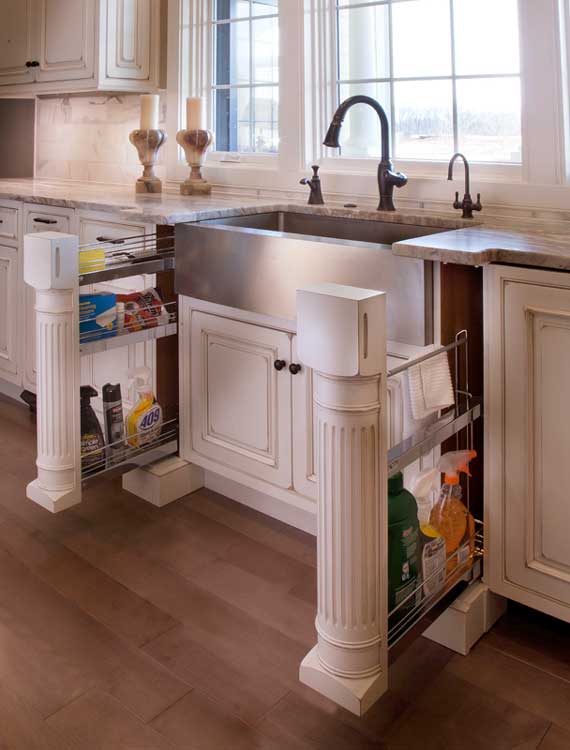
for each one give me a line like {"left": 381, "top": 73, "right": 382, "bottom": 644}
{"left": 175, "top": 210, "right": 450, "bottom": 346}
{"left": 197, "top": 210, "right": 442, "bottom": 246}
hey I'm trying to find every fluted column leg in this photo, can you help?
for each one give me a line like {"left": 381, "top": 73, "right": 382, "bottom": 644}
{"left": 24, "top": 233, "right": 81, "bottom": 513}
{"left": 297, "top": 284, "right": 388, "bottom": 716}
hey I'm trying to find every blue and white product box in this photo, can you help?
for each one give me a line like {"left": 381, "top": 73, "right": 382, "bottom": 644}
{"left": 79, "top": 293, "right": 117, "bottom": 342}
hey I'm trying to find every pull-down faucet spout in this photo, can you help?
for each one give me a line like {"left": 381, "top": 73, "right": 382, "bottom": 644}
{"left": 323, "top": 95, "right": 407, "bottom": 211}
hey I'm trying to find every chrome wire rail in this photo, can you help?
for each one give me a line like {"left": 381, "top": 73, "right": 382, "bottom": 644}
{"left": 81, "top": 417, "right": 179, "bottom": 482}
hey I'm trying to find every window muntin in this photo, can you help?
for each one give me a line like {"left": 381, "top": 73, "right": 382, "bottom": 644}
{"left": 335, "top": 0, "right": 521, "bottom": 164}
{"left": 212, "top": 0, "right": 279, "bottom": 154}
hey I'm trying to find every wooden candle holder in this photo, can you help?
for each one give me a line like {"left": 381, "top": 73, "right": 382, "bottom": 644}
{"left": 176, "top": 129, "right": 214, "bottom": 195}
{"left": 129, "top": 129, "right": 167, "bottom": 194}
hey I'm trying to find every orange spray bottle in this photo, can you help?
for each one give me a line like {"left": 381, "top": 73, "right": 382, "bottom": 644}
{"left": 429, "top": 450, "right": 476, "bottom": 573}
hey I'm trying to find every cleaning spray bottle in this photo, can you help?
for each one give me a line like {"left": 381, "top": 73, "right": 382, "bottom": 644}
{"left": 430, "top": 450, "right": 477, "bottom": 573}
{"left": 409, "top": 467, "right": 446, "bottom": 598}
{"left": 388, "top": 472, "right": 420, "bottom": 626}
{"left": 80, "top": 386, "right": 106, "bottom": 472}
{"left": 126, "top": 367, "right": 163, "bottom": 448}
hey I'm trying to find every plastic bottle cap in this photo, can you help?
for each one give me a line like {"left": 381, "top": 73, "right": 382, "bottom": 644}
{"left": 388, "top": 472, "right": 404, "bottom": 494}
{"left": 444, "top": 475, "right": 460, "bottom": 485}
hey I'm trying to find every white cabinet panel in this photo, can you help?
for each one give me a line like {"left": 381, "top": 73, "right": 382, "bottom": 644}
{"left": 291, "top": 336, "right": 317, "bottom": 501}
{"left": 105, "top": 0, "right": 152, "bottom": 81}
{"left": 0, "top": 204, "right": 20, "bottom": 245}
{"left": 34, "top": 0, "right": 95, "bottom": 82}
{"left": 191, "top": 311, "right": 293, "bottom": 489}
{"left": 486, "top": 266, "right": 570, "bottom": 622}
{"left": 0, "top": 245, "right": 20, "bottom": 383}
{"left": 0, "top": 0, "right": 34, "bottom": 86}
{"left": 504, "top": 283, "right": 570, "bottom": 600}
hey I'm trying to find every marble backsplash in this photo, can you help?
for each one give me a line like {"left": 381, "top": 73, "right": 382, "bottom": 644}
{"left": 36, "top": 93, "right": 167, "bottom": 184}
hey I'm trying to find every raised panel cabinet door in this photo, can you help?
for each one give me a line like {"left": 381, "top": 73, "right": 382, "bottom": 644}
{"left": 33, "top": 0, "right": 95, "bottom": 82}
{"left": 105, "top": 0, "right": 155, "bottom": 82}
{"left": 502, "top": 279, "right": 570, "bottom": 610}
{"left": 0, "top": 0, "right": 34, "bottom": 86}
{"left": 0, "top": 245, "right": 20, "bottom": 383}
{"left": 191, "top": 311, "right": 293, "bottom": 489}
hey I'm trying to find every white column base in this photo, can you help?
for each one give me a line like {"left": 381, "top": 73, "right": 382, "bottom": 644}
{"left": 423, "top": 582, "right": 507, "bottom": 656}
{"left": 300, "top": 646, "right": 388, "bottom": 717}
{"left": 122, "top": 455, "right": 204, "bottom": 507}
{"left": 26, "top": 479, "right": 81, "bottom": 514}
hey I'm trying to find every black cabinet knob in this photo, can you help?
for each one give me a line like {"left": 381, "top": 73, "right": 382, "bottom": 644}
{"left": 25, "top": 61, "right": 32, "bottom": 68}
{"left": 274, "top": 359, "right": 286, "bottom": 371}
{"left": 289, "top": 363, "right": 302, "bottom": 375}
{"left": 31, "top": 60, "right": 40, "bottom": 67}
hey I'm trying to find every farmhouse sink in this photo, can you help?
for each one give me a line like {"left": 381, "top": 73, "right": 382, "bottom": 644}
{"left": 175, "top": 210, "right": 449, "bottom": 346}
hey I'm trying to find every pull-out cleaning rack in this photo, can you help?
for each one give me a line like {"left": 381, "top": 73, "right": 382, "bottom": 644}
{"left": 23, "top": 229, "right": 201, "bottom": 512}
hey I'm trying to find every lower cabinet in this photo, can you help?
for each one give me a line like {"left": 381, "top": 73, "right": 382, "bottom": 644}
{"left": 0, "top": 244, "right": 20, "bottom": 383}
{"left": 190, "top": 310, "right": 293, "bottom": 489}
{"left": 486, "top": 265, "right": 570, "bottom": 621}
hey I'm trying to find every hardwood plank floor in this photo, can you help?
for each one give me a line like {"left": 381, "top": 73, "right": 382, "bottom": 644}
{"left": 1, "top": 393, "right": 570, "bottom": 749}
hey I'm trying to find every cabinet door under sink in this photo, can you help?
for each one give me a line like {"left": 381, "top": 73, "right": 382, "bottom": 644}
{"left": 190, "top": 311, "right": 293, "bottom": 489}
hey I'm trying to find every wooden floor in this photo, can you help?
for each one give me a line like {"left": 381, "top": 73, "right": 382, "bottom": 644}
{"left": 1, "top": 394, "right": 570, "bottom": 749}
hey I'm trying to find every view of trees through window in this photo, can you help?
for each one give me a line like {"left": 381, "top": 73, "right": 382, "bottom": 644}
{"left": 213, "top": 0, "right": 279, "bottom": 154}
{"left": 336, "top": 0, "right": 521, "bottom": 163}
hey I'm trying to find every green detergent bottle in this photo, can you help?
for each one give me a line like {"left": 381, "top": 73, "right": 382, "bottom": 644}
{"left": 388, "top": 472, "right": 420, "bottom": 627}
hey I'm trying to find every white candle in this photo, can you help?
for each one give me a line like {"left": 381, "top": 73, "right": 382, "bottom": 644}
{"left": 140, "top": 94, "right": 159, "bottom": 130}
{"left": 187, "top": 97, "right": 205, "bottom": 131}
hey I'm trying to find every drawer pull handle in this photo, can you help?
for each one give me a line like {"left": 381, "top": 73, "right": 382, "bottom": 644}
{"left": 33, "top": 218, "right": 58, "bottom": 225}
{"left": 96, "top": 236, "right": 125, "bottom": 245}
{"left": 289, "top": 363, "right": 302, "bottom": 375}
{"left": 0, "top": 220, "right": 3, "bottom": 224}
{"left": 274, "top": 359, "right": 287, "bottom": 372}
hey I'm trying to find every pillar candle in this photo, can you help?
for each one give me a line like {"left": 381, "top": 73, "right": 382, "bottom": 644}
{"left": 186, "top": 97, "right": 205, "bottom": 130}
{"left": 140, "top": 95, "right": 160, "bottom": 130}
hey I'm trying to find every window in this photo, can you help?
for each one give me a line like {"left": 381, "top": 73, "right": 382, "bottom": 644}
{"left": 212, "top": 0, "right": 279, "bottom": 154}
{"left": 176, "top": 0, "right": 566, "bottom": 190}
{"left": 335, "top": 0, "right": 521, "bottom": 164}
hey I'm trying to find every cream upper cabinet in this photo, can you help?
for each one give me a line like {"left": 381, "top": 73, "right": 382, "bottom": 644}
{"left": 0, "top": 0, "right": 162, "bottom": 93}
{"left": 0, "top": 0, "right": 35, "bottom": 86}
{"left": 105, "top": 0, "right": 154, "bottom": 82}
{"left": 33, "top": 0, "right": 95, "bottom": 83}
{"left": 485, "top": 265, "right": 570, "bottom": 623}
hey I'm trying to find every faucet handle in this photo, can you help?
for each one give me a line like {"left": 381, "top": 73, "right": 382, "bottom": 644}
{"left": 473, "top": 193, "right": 483, "bottom": 212}
{"left": 301, "top": 166, "right": 325, "bottom": 205}
{"left": 453, "top": 191, "right": 462, "bottom": 210}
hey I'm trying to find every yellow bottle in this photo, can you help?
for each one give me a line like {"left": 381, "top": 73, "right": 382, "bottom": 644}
{"left": 126, "top": 367, "right": 163, "bottom": 448}
{"left": 429, "top": 450, "right": 476, "bottom": 573}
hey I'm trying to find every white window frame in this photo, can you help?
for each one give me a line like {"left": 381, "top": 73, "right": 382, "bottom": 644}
{"left": 167, "top": 0, "right": 306, "bottom": 188}
{"left": 306, "top": 0, "right": 566, "bottom": 185}
{"left": 168, "top": 0, "right": 570, "bottom": 202}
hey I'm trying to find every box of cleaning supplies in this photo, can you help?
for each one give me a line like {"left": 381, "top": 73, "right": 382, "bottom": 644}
{"left": 79, "top": 293, "right": 117, "bottom": 342}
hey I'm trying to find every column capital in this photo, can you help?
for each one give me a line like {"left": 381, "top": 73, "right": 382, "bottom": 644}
{"left": 297, "top": 283, "right": 386, "bottom": 377}
{"left": 24, "top": 232, "right": 78, "bottom": 291}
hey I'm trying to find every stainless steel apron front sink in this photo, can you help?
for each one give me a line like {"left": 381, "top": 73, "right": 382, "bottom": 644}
{"left": 175, "top": 211, "right": 446, "bottom": 346}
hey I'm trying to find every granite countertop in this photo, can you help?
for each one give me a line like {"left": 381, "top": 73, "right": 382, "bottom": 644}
{"left": 2, "top": 178, "right": 570, "bottom": 270}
